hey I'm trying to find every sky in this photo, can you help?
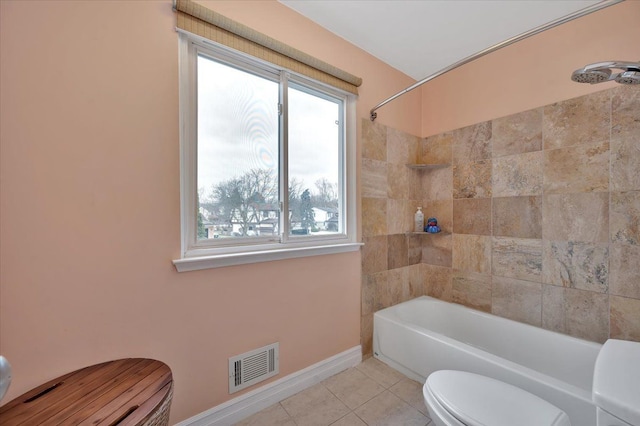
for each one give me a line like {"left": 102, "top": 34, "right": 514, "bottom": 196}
{"left": 197, "top": 55, "right": 340, "bottom": 199}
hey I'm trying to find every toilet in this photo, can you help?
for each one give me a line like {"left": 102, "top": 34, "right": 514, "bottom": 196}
{"left": 592, "top": 339, "right": 640, "bottom": 426}
{"left": 423, "top": 370, "right": 571, "bottom": 426}
{"left": 423, "top": 339, "right": 640, "bottom": 426}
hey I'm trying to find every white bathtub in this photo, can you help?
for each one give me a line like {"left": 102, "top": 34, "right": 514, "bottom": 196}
{"left": 373, "top": 296, "right": 603, "bottom": 426}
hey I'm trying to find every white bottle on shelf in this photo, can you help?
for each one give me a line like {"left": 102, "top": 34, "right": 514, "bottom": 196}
{"left": 414, "top": 207, "right": 424, "bottom": 232}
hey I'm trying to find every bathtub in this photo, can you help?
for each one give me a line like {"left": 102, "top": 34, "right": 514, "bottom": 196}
{"left": 373, "top": 296, "right": 603, "bottom": 426}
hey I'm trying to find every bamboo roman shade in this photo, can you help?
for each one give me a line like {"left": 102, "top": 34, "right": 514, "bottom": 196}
{"left": 174, "top": 0, "right": 362, "bottom": 94}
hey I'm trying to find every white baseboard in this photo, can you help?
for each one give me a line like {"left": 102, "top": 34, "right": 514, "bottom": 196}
{"left": 176, "top": 346, "right": 362, "bottom": 426}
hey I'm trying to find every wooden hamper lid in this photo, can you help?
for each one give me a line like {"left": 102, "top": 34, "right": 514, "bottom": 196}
{"left": 0, "top": 358, "right": 173, "bottom": 426}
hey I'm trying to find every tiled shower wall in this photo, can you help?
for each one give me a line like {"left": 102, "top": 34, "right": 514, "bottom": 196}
{"left": 361, "top": 85, "right": 640, "bottom": 357}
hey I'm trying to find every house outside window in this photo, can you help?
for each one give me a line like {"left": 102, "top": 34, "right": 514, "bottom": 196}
{"left": 174, "top": 33, "right": 359, "bottom": 271}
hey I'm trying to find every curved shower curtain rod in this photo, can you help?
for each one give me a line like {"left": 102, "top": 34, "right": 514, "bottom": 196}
{"left": 370, "top": 0, "right": 624, "bottom": 122}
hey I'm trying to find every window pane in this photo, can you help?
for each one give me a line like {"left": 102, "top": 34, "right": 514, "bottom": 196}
{"left": 288, "top": 85, "right": 341, "bottom": 236}
{"left": 197, "top": 55, "right": 279, "bottom": 241}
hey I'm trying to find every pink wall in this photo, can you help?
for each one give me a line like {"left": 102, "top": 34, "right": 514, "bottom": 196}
{"left": 0, "top": 0, "right": 419, "bottom": 423}
{"left": 421, "top": 0, "right": 640, "bottom": 136}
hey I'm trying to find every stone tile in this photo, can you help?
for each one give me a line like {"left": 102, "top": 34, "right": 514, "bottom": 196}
{"left": 610, "top": 243, "right": 640, "bottom": 299}
{"left": 362, "top": 236, "right": 388, "bottom": 275}
{"left": 399, "top": 267, "right": 418, "bottom": 304}
{"left": 421, "top": 199, "right": 452, "bottom": 234}
{"left": 611, "top": 190, "right": 640, "bottom": 246}
{"left": 362, "top": 118, "right": 387, "bottom": 161}
{"left": 281, "top": 382, "right": 350, "bottom": 426}
{"left": 408, "top": 234, "right": 423, "bottom": 265}
{"left": 388, "top": 268, "right": 409, "bottom": 306}
{"left": 492, "top": 196, "right": 542, "bottom": 239}
{"left": 408, "top": 174, "right": 423, "bottom": 201}
{"left": 389, "top": 378, "right": 430, "bottom": 416}
{"left": 452, "top": 121, "right": 492, "bottom": 165}
{"left": 362, "top": 275, "right": 376, "bottom": 316}
{"left": 419, "top": 165, "right": 452, "bottom": 201}
{"left": 376, "top": 269, "right": 402, "bottom": 310}
{"left": 323, "top": 368, "right": 385, "bottom": 410}
{"left": 235, "top": 403, "right": 295, "bottom": 426}
{"left": 362, "top": 158, "right": 388, "bottom": 198}
{"left": 610, "top": 295, "right": 640, "bottom": 342}
{"left": 356, "top": 357, "right": 405, "bottom": 389}
{"left": 492, "top": 276, "right": 542, "bottom": 327}
{"left": 353, "top": 391, "right": 429, "bottom": 426}
{"left": 422, "top": 264, "right": 452, "bottom": 302}
{"left": 421, "top": 233, "right": 452, "bottom": 267}
{"left": 408, "top": 264, "right": 425, "bottom": 299}
{"left": 543, "top": 90, "right": 610, "bottom": 150}
{"left": 492, "top": 151, "right": 543, "bottom": 197}
{"left": 492, "top": 107, "right": 543, "bottom": 157}
{"left": 542, "top": 286, "right": 609, "bottom": 343}
{"left": 387, "top": 199, "right": 412, "bottom": 234}
{"left": 399, "top": 267, "right": 415, "bottom": 304}
{"left": 452, "top": 234, "right": 491, "bottom": 274}
{"left": 543, "top": 142, "right": 609, "bottom": 194}
{"left": 542, "top": 192, "right": 609, "bottom": 243}
{"left": 542, "top": 241, "right": 608, "bottom": 293}
{"left": 453, "top": 198, "right": 491, "bottom": 235}
{"left": 370, "top": 271, "right": 389, "bottom": 310}
{"left": 611, "top": 133, "right": 640, "bottom": 192}
{"left": 611, "top": 85, "right": 640, "bottom": 141}
{"left": 330, "top": 413, "right": 368, "bottom": 426}
{"left": 387, "top": 163, "right": 411, "bottom": 199}
{"left": 421, "top": 132, "right": 453, "bottom": 165}
{"left": 452, "top": 270, "right": 492, "bottom": 312}
{"left": 361, "top": 313, "right": 373, "bottom": 358}
{"left": 388, "top": 234, "right": 408, "bottom": 270}
{"left": 611, "top": 86, "right": 640, "bottom": 191}
{"left": 492, "top": 237, "right": 542, "bottom": 282}
{"left": 362, "top": 197, "right": 387, "bottom": 237}
{"left": 541, "top": 285, "right": 565, "bottom": 334}
{"left": 453, "top": 160, "right": 492, "bottom": 199}
{"left": 387, "top": 127, "right": 419, "bottom": 165}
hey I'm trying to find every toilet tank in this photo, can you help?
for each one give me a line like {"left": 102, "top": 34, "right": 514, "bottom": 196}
{"left": 592, "top": 339, "right": 640, "bottom": 426}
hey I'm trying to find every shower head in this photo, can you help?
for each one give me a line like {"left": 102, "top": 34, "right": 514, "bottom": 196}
{"left": 571, "top": 61, "right": 640, "bottom": 85}
{"left": 615, "top": 70, "right": 640, "bottom": 85}
{"left": 571, "top": 68, "right": 611, "bottom": 84}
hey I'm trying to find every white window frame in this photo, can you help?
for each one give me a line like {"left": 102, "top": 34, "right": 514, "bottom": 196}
{"left": 173, "top": 32, "right": 360, "bottom": 272}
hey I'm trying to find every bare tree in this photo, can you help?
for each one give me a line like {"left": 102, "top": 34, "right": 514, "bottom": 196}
{"left": 210, "top": 168, "right": 277, "bottom": 236}
{"left": 207, "top": 172, "right": 338, "bottom": 236}
{"left": 313, "top": 178, "right": 338, "bottom": 208}
{"left": 288, "top": 177, "right": 304, "bottom": 224}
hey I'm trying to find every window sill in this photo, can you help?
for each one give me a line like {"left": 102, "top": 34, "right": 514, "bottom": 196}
{"left": 173, "top": 242, "right": 363, "bottom": 272}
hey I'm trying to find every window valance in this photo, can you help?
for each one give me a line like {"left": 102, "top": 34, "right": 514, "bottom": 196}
{"left": 174, "top": 0, "right": 362, "bottom": 94}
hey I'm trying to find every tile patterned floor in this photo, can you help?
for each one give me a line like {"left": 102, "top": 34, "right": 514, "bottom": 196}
{"left": 234, "top": 358, "right": 432, "bottom": 426}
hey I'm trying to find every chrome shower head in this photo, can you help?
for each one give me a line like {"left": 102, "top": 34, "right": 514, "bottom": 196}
{"left": 615, "top": 70, "right": 640, "bottom": 85}
{"left": 571, "top": 61, "right": 640, "bottom": 85}
{"left": 571, "top": 68, "right": 611, "bottom": 84}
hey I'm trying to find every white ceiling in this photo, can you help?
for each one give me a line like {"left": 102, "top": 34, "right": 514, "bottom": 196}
{"left": 279, "top": 0, "right": 600, "bottom": 80}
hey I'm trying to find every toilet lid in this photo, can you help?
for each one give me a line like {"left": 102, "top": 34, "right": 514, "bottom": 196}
{"left": 426, "top": 370, "right": 571, "bottom": 426}
{"left": 593, "top": 339, "right": 640, "bottom": 425}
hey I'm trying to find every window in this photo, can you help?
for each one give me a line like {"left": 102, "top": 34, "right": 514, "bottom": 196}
{"left": 175, "top": 34, "right": 358, "bottom": 271}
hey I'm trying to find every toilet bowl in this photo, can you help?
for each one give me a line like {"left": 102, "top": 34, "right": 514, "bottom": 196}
{"left": 592, "top": 339, "right": 640, "bottom": 426}
{"left": 423, "top": 339, "right": 640, "bottom": 426}
{"left": 423, "top": 370, "right": 571, "bottom": 426}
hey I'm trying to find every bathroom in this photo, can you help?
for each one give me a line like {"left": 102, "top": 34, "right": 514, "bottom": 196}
{"left": 0, "top": 0, "right": 639, "bottom": 425}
